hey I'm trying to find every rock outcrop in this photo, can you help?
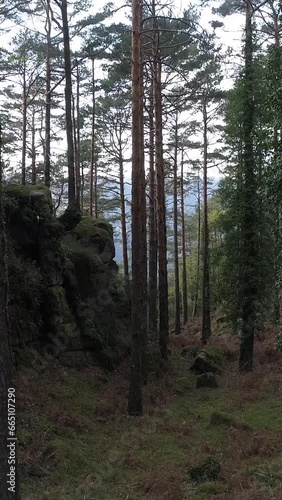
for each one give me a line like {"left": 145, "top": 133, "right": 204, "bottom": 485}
{"left": 4, "top": 184, "right": 130, "bottom": 371}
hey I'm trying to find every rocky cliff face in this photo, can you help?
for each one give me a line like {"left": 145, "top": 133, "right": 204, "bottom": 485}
{"left": 4, "top": 184, "right": 130, "bottom": 371}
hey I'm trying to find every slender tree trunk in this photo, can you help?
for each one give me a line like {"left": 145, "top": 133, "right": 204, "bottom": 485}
{"left": 128, "top": 0, "right": 147, "bottom": 416}
{"left": 72, "top": 93, "right": 78, "bottom": 195}
{"left": 180, "top": 148, "right": 188, "bottom": 324}
{"left": 31, "top": 111, "right": 36, "bottom": 185}
{"left": 201, "top": 98, "right": 211, "bottom": 343}
{"left": 193, "top": 174, "right": 201, "bottom": 317}
{"left": 239, "top": 0, "right": 256, "bottom": 371}
{"left": 0, "top": 125, "right": 20, "bottom": 499}
{"left": 60, "top": 0, "right": 75, "bottom": 207}
{"left": 173, "top": 114, "right": 181, "bottom": 335}
{"left": 153, "top": 5, "right": 169, "bottom": 359}
{"left": 90, "top": 57, "right": 98, "bottom": 218}
{"left": 81, "top": 161, "right": 84, "bottom": 211}
{"left": 75, "top": 63, "right": 81, "bottom": 208}
{"left": 44, "top": 0, "right": 51, "bottom": 188}
{"left": 272, "top": 8, "right": 281, "bottom": 323}
{"left": 119, "top": 133, "right": 129, "bottom": 280}
{"left": 22, "top": 61, "right": 27, "bottom": 185}
{"left": 148, "top": 81, "right": 158, "bottom": 339}
{"left": 140, "top": 24, "right": 147, "bottom": 385}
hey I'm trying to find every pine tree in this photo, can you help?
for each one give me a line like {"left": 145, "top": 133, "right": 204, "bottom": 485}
{"left": 128, "top": 0, "right": 147, "bottom": 415}
{"left": 239, "top": 0, "right": 257, "bottom": 371}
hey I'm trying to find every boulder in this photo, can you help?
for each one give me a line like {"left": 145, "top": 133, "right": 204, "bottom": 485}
{"left": 190, "top": 346, "right": 224, "bottom": 374}
{"left": 196, "top": 372, "right": 218, "bottom": 389}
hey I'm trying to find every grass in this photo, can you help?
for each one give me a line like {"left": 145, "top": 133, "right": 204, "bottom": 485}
{"left": 17, "top": 319, "right": 282, "bottom": 499}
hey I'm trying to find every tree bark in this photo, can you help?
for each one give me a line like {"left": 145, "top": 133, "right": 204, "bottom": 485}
{"left": 44, "top": 0, "right": 51, "bottom": 188}
{"left": 148, "top": 81, "right": 158, "bottom": 340}
{"left": 60, "top": 0, "right": 75, "bottom": 207}
{"left": 201, "top": 97, "right": 212, "bottom": 343}
{"left": 153, "top": 4, "right": 169, "bottom": 359}
{"left": 173, "top": 114, "right": 181, "bottom": 335}
{"left": 90, "top": 57, "right": 98, "bottom": 218}
{"left": 31, "top": 110, "right": 36, "bottom": 185}
{"left": 128, "top": 0, "right": 147, "bottom": 416}
{"left": 21, "top": 60, "right": 27, "bottom": 185}
{"left": 180, "top": 148, "right": 188, "bottom": 324}
{"left": 193, "top": 173, "right": 201, "bottom": 317}
{"left": 239, "top": 0, "right": 256, "bottom": 371}
{"left": 119, "top": 130, "right": 129, "bottom": 281}
{"left": 75, "top": 63, "right": 81, "bottom": 208}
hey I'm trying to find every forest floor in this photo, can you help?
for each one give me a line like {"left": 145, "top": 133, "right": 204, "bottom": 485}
{"left": 18, "top": 319, "right": 282, "bottom": 500}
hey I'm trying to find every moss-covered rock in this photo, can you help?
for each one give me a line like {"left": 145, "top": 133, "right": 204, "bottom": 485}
{"left": 5, "top": 183, "right": 130, "bottom": 371}
{"left": 71, "top": 217, "right": 115, "bottom": 263}
{"left": 191, "top": 346, "right": 224, "bottom": 374}
{"left": 30, "top": 183, "right": 52, "bottom": 204}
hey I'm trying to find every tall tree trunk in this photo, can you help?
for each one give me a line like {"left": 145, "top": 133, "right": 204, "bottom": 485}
{"left": 201, "top": 97, "right": 211, "bottom": 343}
{"left": 239, "top": 0, "right": 256, "bottom": 371}
{"left": 193, "top": 173, "right": 201, "bottom": 317}
{"left": 148, "top": 81, "right": 158, "bottom": 339}
{"left": 271, "top": 5, "right": 281, "bottom": 323}
{"left": 153, "top": 4, "right": 169, "bottom": 359}
{"left": 0, "top": 125, "right": 20, "bottom": 499}
{"left": 22, "top": 61, "right": 27, "bottom": 185}
{"left": 60, "top": 0, "right": 75, "bottom": 207}
{"left": 31, "top": 111, "right": 36, "bottom": 185}
{"left": 81, "top": 161, "right": 84, "bottom": 211}
{"left": 173, "top": 114, "right": 180, "bottom": 335}
{"left": 75, "top": 63, "right": 81, "bottom": 208}
{"left": 128, "top": 0, "right": 147, "bottom": 416}
{"left": 119, "top": 129, "right": 129, "bottom": 281}
{"left": 72, "top": 93, "right": 78, "bottom": 195}
{"left": 180, "top": 148, "right": 188, "bottom": 324}
{"left": 44, "top": 0, "right": 51, "bottom": 188}
{"left": 90, "top": 57, "right": 98, "bottom": 217}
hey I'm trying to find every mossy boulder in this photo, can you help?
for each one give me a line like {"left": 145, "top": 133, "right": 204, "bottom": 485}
{"left": 71, "top": 217, "right": 115, "bottom": 263}
{"left": 30, "top": 184, "right": 53, "bottom": 214}
{"left": 188, "top": 457, "right": 221, "bottom": 483}
{"left": 191, "top": 346, "right": 224, "bottom": 374}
